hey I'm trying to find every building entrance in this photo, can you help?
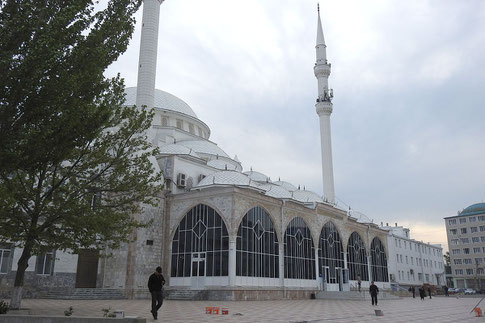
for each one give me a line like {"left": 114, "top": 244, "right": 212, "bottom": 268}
{"left": 191, "top": 252, "right": 206, "bottom": 289}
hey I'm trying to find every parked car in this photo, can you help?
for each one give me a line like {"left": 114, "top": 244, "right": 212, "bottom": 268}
{"left": 448, "top": 288, "right": 459, "bottom": 294}
{"left": 465, "top": 288, "right": 477, "bottom": 295}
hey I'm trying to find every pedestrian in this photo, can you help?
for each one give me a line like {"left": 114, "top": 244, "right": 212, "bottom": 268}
{"left": 428, "top": 287, "right": 432, "bottom": 299}
{"left": 148, "top": 266, "right": 166, "bottom": 320}
{"left": 357, "top": 275, "right": 361, "bottom": 292}
{"left": 444, "top": 286, "right": 449, "bottom": 297}
{"left": 408, "top": 286, "right": 415, "bottom": 298}
{"left": 369, "top": 281, "right": 379, "bottom": 306}
{"left": 419, "top": 286, "right": 425, "bottom": 300}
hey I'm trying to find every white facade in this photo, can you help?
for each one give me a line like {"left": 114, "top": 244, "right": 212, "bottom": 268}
{"left": 382, "top": 223, "right": 445, "bottom": 287}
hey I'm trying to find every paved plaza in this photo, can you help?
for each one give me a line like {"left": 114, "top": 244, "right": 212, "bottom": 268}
{"left": 9, "top": 296, "right": 485, "bottom": 322}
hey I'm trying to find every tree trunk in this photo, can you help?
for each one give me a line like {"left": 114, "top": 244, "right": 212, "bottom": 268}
{"left": 10, "top": 245, "right": 32, "bottom": 309}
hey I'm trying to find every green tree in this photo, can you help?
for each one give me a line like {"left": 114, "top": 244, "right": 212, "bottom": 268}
{"left": 0, "top": 0, "right": 163, "bottom": 309}
{"left": 444, "top": 251, "right": 450, "bottom": 266}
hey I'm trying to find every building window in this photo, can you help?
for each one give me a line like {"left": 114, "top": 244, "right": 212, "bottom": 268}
{"left": 161, "top": 117, "right": 168, "bottom": 126}
{"left": 461, "top": 228, "right": 468, "bottom": 234}
{"left": 396, "top": 254, "right": 399, "bottom": 263}
{"left": 460, "top": 218, "right": 467, "bottom": 224}
{"left": 471, "top": 227, "right": 478, "bottom": 233}
{"left": 176, "top": 119, "right": 183, "bottom": 130}
{"left": 454, "top": 259, "right": 462, "bottom": 265}
{"left": 347, "top": 232, "right": 369, "bottom": 281}
{"left": 370, "top": 237, "right": 389, "bottom": 282}
{"left": 284, "top": 217, "right": 315, "bottom": 279}
{"left": 473, "top": 237, "right": 480, "bottom": 243}
{"left": 395, "top": 238, "right": 397, "bottom": 247}
{"left": 451, "top": 239, "right": 459, "bottom": 245}
{"left": 188, "top": 123, "right": 195, "bottom": 134}
{"left": 236, "top": 207, "right": 279, "bottom": 278}
{"left": 482, "top": 247, "right": 485, "bottom": 253}
{"left": 236, "top": 206, "right": 279, "bottom": 278}
{"left": 479, "top": 268, "right": 484, "bottom": 275}
{"left": 464, "top": 248, "right": 470, "bottom": 254}
{"left": 418, "top": 273, "right": 423, "bottom": 281}
{"left": 455, "top": 269, "right": 463, "bottom": 275}
{"left": 480, "top": 226, "right": 485, "bottom": 232}
{"left": 466, "top": 269, "right": 474, "bottom": 275}
{"left": 476, "top": 258, "right": 483, "bottom": 264}
{"left": 461, "top": 238, "right": 469, "bottom": 244}
{"left": 450, "top": 229, "right": 457, "bottom": 234}
{"left": 398, "top": 240, "right": 401, "bottom": 248}
{"left": 470, "top": 217, "right": 477, "bottom": 222}
{"left": 0, "top": 246, "right": 12, "bottom": 274}
{"left": 197, "top": 127, "right": 202, "bottom": 136}
{"left": 464, "top": 258, "right": 472, "bottom": 264}
{"left": 474, "top": 247, "right": 481, "bottom": 253}
{"left": 452, "top": 249, "right": 461, "bottom": 255}
{"left": 425, "top": 274, "right": 429, "bottom": 282}
{"left": 318, "top": 222, "right": 344, "bottom": 284}
{"left": 411, "top": 257, "right": 414, "bottom": 265}
{"left": 170, "top": 204, "right": 229, "bottom": 277}
{"left": 35, "top": 251, "right": 54, "bottom": 275}
{"left": 449, "top": 219, "right": 457, "bottom": 225}
{"left": 479, "top": 216, "right": 485, "bottom": 221}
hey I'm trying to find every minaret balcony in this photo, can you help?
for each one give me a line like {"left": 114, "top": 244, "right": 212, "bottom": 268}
{"left": 314, "top": 63, "right": 331, "bottom": 77}
{"left": 315, "top": 101, "right": 333, "bottom": 116}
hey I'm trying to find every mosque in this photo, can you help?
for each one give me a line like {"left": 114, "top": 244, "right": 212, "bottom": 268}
{"left": 0, "top": 1, "right": 391, "bottom": 300}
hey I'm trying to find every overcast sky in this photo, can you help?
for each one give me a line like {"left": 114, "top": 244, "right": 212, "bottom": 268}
{"left": 105, "top": 0, "right": 485, "bottom": 250}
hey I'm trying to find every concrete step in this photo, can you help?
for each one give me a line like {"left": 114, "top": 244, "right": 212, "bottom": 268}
{"left": 44, "top": 288, "right": 126, "bottom": 300}
{"left": 165, "top": 289, "right": 206, "bottom": 300}
{"left": 316, "top": 291, "right": 400, "bottom": 301}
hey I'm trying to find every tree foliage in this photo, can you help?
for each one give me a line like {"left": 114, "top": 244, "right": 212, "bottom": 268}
{"left": 0, "top": 0, "right": 162, "bottom": 307}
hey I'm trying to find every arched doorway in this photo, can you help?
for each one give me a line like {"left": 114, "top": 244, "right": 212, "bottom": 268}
{"left": 170, "top": 204, "right": 229, "bottom": 289}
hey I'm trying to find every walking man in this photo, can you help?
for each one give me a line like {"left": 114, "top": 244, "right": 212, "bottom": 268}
{"left": 148, "top": 266, "right": 165, "bottom": 320}
{"left": 369, "top": 281, "right": 379, "bottom": 306}
{"left": 357, "top": 275, "right": 362, "bottom": 292}
{"left": 428, "top": 287, "right": 432, "bottom": 299}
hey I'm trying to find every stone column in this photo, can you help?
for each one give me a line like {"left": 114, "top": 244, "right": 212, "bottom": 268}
{"left": 367, "top": 255, "right": 372, "bottom": 282}
{"left": 229, "top": 235, "right": 237, "bottom": 286}
{"left": 314, "top": 248, "right": 320, "bottom": 287}
{"left": 279, "top": 243, "right": 285, "bottom": 287}
{"left": 343, "top": 251, "right": 348, "bottom": 269}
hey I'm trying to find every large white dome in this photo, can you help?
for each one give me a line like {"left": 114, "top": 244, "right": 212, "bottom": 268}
{"left": 124, "top": 87, "right": 198, "bottom": 119}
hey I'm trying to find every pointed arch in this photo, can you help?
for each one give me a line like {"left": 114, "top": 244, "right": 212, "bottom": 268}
{"left": 347, "top": 232, "right": 368, "bottom": 281}
{"left": 318, "top": 221, "right": 344, "bottom": 283}
{"left": 370, "top": 237, "right": 389, "bottom": 282}
{"left": 170, "top": 204, "right": 229, "bottom": 277}
{"left": 284, "top": 217, "right": 316, "bottom": 279}
{"left": 236, "top": 206, "right": 279, "bottom": 278}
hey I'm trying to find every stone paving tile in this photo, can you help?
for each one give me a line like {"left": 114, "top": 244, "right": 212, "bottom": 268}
{"left": 12, "top": 296, "right": 485, "bottom": 322}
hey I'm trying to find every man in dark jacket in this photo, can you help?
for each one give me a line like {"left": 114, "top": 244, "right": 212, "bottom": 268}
{"left": 369, "top": 281, "right": 379, "bottom": 306}
{"left": 148, "top": 266, "right": 166, "bottom": 320}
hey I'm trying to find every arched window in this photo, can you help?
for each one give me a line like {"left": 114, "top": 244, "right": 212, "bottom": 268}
{"left": 347, "top": 232, "right": 368, "bottom": 281}
{"left": 284, "top": 217, "right": 315, "bottom": 279}
{"left": 318, "top": 222, "right": 344, "bottom": 283}
{"left": 236, "top": 207, "right": 279, "bottom": 278}
{"left": 371, "top": 237, "right": 389, "bottom": 282}
{"left": 171, "top": 204, "right": 229, "bottom": 277}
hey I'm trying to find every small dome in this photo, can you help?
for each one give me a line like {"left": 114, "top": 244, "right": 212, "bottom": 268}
{"left": 178, "top": 140, "right": 229, "bottom": 158}
{"left": 207, "top": 159, "right": 238, "bottom": 171}
{"left": 197, "top": 170, "right": 258, "bottom": 188}
{"left": 244, "top": 171, "right": 271, "bottom": 183}
{"left": 124, "top": 87, "right": 197, "bottom": 118}
{"left": 257, "top": 183, "right": 292, "bottom": 199}
{"left": 292, "top": 190, "right": 324, "bottom": 203}
{"left": 460, "top": 203, "right": 485, "bottom": 216}
{"left": 158, "top": 143, "right": 200, "bottom": 158}
{"left": 274, "top": 181, "right": 297, "bottom": 192}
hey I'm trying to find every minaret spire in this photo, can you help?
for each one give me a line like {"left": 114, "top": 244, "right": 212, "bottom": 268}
{"left": 136, "top": 0, "right": 164, "bottom": 109}
{"left": 314, "top": 4, "right": 335, "bottom": 204}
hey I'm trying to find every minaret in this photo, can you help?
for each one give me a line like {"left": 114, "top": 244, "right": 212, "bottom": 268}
{"left": 136, "top": 0, "right": 164, "bottom": 109}
{"left": 314, "top": 4, "right": 335, "bottom": 204}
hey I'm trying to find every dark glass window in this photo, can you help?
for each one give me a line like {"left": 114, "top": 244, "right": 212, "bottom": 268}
{"left": 171, "top": 204, "right": 229, "bottom": 277}
{"left": 284, "top": 217, "right": 315, "bottom": 279}
{"left": 347, "top": 232, "right": 368, "bottom": 281}
{"left": 370, "top": 237, "right": 389, "bottom": 282}
{"left": 318, "top": 222, "right": 344, "bottom": 283}
{"left": 236, "top": 206, "right": 279, "bottom": 278}
{"left": 0, "top": 245, "right": 12, "bottom": 274}
{"left": 35, "top": 251, "right": 54, "bottom": 275}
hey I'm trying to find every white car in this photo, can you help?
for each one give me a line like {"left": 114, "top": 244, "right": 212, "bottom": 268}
{"left": 465, "top": 288, "right": 476, "bottom": 295}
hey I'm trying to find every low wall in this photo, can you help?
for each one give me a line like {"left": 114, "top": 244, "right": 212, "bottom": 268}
{"left": 0, "top": 316, "right": 145, "bottom": 323}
